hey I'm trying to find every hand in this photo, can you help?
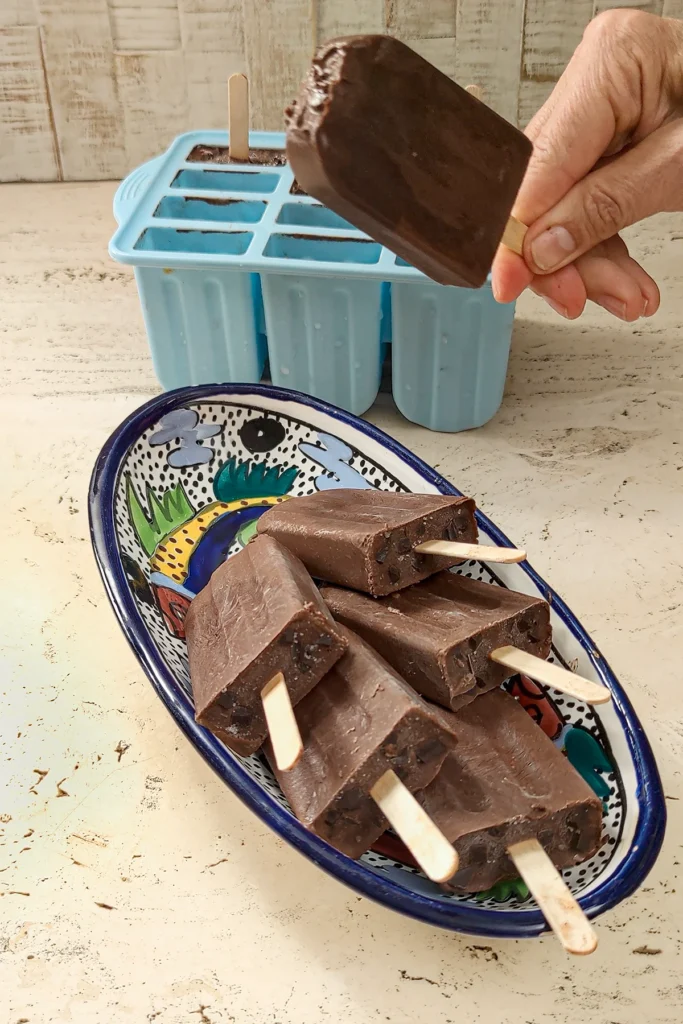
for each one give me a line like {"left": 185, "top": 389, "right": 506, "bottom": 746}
{"left": 492, "top": 9, "right": 683, "bottom": 320}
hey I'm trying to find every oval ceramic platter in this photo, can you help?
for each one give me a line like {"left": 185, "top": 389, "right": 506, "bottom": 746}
{"left": 89, "top": 383, "right": 665, "bottom": 939}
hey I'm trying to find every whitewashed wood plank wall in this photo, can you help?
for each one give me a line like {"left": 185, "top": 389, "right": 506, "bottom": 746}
{"left": 0, "top": 1, "right": 677, "bottom": 182}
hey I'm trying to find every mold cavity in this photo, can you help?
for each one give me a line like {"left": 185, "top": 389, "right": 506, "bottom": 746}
{"left": 263, "top": 234, "right": 381, "bottom": 265}
{"left": 276, "top": 203, "right": 355, "bottom": 230}
{"left": 171, "top": 168, "right": 279, "bottom": 193}
{"left": 187, "top": 145, "right": 286, "bottom": 167}
{"left": 154, "top": 196, "right": 267, "bottom": 224}
{"left": 135, "top": 228, "right": 253, "bottom": 256}
{"left": 395, "top": 256, "right": 413, "bottom": 268}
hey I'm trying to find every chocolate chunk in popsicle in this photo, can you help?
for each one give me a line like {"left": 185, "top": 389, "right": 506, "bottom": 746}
{"left": 186, "top": 534, "right": 347, "bottom": 756}
{"left": 267, "top": 625, "right": 458, "bottom": 862}
{"left": 322, "top": 572, "right": 552, "bottom": 710}
{"left": 285, "top": 35, "right": 533, "bottom": 288}
{"left": 257, "top": 489, "right": 478, "bottom": 596}
{"left": 416, "top": 689, "right": 603, "bottom": 893}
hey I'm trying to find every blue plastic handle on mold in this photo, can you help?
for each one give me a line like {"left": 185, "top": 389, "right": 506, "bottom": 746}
{"left": 109, "top": 130, "right": 516, "bottom": 429}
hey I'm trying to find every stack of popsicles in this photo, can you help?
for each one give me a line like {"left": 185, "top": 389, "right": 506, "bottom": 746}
{"left": 186, "top": 489, "right": 610, "bottom": 955}
{"left": 185, "top": 31, "right": 610, "bottom": 953}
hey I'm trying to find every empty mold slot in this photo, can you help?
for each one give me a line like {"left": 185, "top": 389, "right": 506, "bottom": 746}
{"left": 171, "top": 168, "right": 280, "bottom": 193}
{"left": 395, "top": 256, "right": 413, "bottom": 269}
{"left": 135, "top": 228, "right": 253, "bottom": 256}
{"left": 154, "top": 196, "right": 267, "bottom": 224}
{"left": 263, "top": 234, "right": 382, "bottom": 265}
{"left": 380, "top": 281, "right": 393, "bottom": 345}
{"left": 187, "top": 145, "right": 287, "bottom": 167}
{"left": 276, "top": 203, "right": 355, "bottom": 231}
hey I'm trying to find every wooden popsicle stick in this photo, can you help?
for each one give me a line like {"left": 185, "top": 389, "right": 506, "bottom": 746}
{"left": 370, "top": 769, "right": 459, "bottom": 883}
{"left": 508, "top": 839, "right": 598, "bottom": 956}
{"left": 414, "top": 540, "right": 527, "bottom": 564}
{"left": 228, "top": 72, "right": 250, "bottom": 161}
{"left": 502, "top": 216, "right": 527, "bottom": 256}
{"left": 465, "top": 84, "right": 483, "bottom": 101}
{"left": 490, "top": 646, "right": 611, "bottom": 705}
{"left": 261, "top": 672, "right": 303, "bottom": 771}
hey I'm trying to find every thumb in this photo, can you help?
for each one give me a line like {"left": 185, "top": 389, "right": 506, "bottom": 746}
{"left": 523, "top": 120, "right": 683, "bottom": 275}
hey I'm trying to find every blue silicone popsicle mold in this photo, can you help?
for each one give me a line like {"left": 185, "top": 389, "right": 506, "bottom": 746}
{"left": 110, "top": 131, "right": 516, "bottom": 431}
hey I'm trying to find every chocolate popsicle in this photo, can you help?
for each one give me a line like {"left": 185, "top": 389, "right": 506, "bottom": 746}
{"left": 285, "top": 35, "right": 532, "bottom": 288}
{"left": 267, "top": 624, "right": 458, "bottom": 863}
{"left": 322, "top": 572, "right": 551, "bottom": 711}
{"left": 186, "top": 534, "right": 346, "bottom": 756}
{"left": 416, "top": 689, "right": 603, "bottom": 892}
{"left": 257, "top": 489, "right": 479, "bottom": 597}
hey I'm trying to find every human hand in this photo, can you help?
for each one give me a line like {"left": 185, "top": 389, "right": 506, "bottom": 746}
{"left": 492, "top": 9, "right": 683, "bottom": 320}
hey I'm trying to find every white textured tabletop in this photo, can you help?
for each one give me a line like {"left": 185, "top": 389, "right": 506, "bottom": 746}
{"left": 1, "top": 182, "right": 681, "bottom": 1024}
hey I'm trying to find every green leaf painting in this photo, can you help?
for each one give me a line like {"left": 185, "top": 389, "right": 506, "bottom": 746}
{"left": 213, "top": 457, "right": 299, "bottom": 502}
{"left": 475, "top": 878, "right": 530, "bottom": 903}
{"left": 564, "top": 726, "right": 613, "bottom": 803}
{"left": 126, "top": 475, "right": 195, "bottom": 556}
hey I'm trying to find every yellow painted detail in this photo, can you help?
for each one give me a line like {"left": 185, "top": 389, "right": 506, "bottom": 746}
{"left": 150, "top": 494, "right": 290, "bottom": 581}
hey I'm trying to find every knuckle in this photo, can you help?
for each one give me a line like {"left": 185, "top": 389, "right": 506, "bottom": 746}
{"left": 587, "top": 8, "right": 651, "bottom": 43}
{"left": 582, "top": 184, "right": 630, "bottom": 238}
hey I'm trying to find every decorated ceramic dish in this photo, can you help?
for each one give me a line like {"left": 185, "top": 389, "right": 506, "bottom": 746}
{"left": 89, "top": 384, "right": 665, "bottom": 939}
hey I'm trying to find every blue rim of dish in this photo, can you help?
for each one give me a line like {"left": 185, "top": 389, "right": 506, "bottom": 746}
{"left": 89, "top": 383, "right": 666, "bottom": 939}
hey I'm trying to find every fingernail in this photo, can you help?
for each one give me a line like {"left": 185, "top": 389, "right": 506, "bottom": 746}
{"left": 642, "top": 298, "right": 650, "bottom": 317}
{"left": 543, "top": 297, "right": 569, "bottom": 318}
{"left": 530, "top": 226, "right": 577, "bottom": 271}
{"left": 597, "top": 295, "right": 627, "bottom": 320}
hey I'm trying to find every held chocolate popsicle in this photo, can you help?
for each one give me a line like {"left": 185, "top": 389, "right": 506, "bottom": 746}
{"left": 323, "top": 573, "right": 611, "bottom": 707}
{"left": 285, "top": 35, "right": 533, "bottom": 287}
{"left": 256, "top": 489, "right": 524, "bottom": 598}
{"left": 267, "top": 624, "right": 459, "bottom": 881}
{"left": 186, "top": 534, "right": 346, "bottom": 759}
{"left": 416, "top": 689, "right": 603, "bottom": 893}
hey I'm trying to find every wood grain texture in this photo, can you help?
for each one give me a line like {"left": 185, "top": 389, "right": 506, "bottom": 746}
{"left": 109, "top": 0, "right": 181, "bottom": 51}
{"left": 317, "top": 0, "right": 384, "bottom": 40}
{"left": 0, "top": 26, "right": 60, "bottom": 182}
{"left": 385, "top": 0, "right": 457, "bottom": 78}
{"left": 179, "top": 0, "right": 244, "bottom": 52}
{"left": 242, "top": 0, "right": 314, "bottom": 130}
{"left": 36, "top": 0, "right": 126, "bottom": 180}
{"left": 405, "top": 35, "right": 458, "bottom": 80}
{"left": 1, "top": 0, "right": 683, "bottom": 180}
{"left": 385, "top": 0, "right": 457, "bottom": 39}
{"left": 115, "top": 49, "right": 189, "bottom": 169}
{"left": 455, "top": 0, "right": 526, "bottom": 122}
{"left": 185, "top": 51, "right": 245, "bottom": 130}
{"left": 593, "top": 0, "right": 663, "bottom": 14}
{"left": 179, "top": 0, "right": 245, "bottom": 130}
{"left": 518, "top": 0, "right": 593, "bottom": 126}
{"left": 0, "top": 1, "right": 37, "bottom": 29}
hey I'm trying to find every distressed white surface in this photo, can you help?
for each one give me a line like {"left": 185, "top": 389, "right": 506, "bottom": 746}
{"left": 35, "top": 0, "right": 127, "bottom": 181}
{"left": 0, "top": 25, "right": 60, "bottom": 182}
{"left": 0, "top": 182, "right": 682, "bottom": 1023}
{"left": 1, "top": 1, "right": 680, "bottom": 180}
{"left": 518, "top": 0, "right": 593, "bottom": 125}
{"left": 242, "top": 0, "right": 314, "bottom": 132}
{"left": 109, "top": 0, "right": 182, "bottom": 52}
{"left": 454, "top": 0, "right": 526, "bottom": 123}
{"left": 114, "top": 49, "right": 190, "bottom": 167}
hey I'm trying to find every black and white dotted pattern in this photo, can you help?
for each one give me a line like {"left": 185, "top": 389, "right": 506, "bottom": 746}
{"left": 112, "top": 398, "right": 627, "bottom": 911}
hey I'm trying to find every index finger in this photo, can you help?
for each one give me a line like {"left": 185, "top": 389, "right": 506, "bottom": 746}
{"left": 513, "top": 33, "right": 621, "bottom": 225}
